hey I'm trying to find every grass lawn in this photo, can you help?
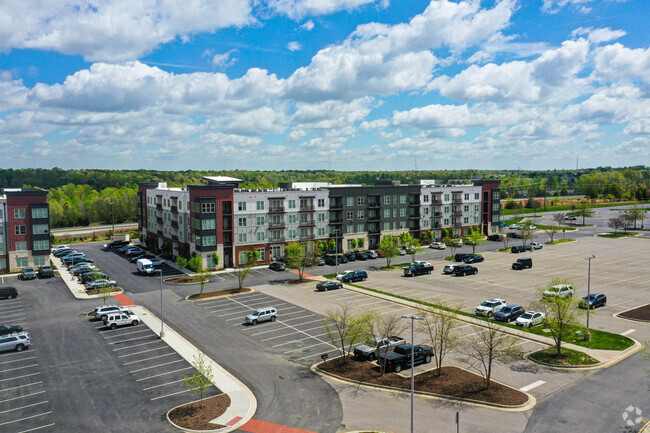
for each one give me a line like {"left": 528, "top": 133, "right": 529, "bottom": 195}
{"left": 596, "top": 232, "right": 638, "bottom": 238}
{"left": 502, "top": 200, "right": 650, "bottom": 216}
{"left": 544, "top": 239, "right": 576, "bottom": 244}
{"left": 529, "top": 347, "right": 599, "bottom": 366}
{"left": 526, "top": 325, "right": 634, "bottom": 350}
{"left": 503, "top": 217, "right": 577, "bottom": 230}
{"left": 379, "top": 262, "right": 413, "bottom": 270}
{"left": 323, "top": 273, "right": 337, "bottom": 279}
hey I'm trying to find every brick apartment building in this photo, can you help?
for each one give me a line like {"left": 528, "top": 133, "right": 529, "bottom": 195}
{"left": 138, "top": 177, "right": 500, "bottom": 270}
{"left": 0, "top": 188, "right": 50, "bottom": 273}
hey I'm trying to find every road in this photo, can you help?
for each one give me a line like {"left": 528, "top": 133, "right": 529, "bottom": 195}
{"left": 51, "top": 222, "right": 137, "bottom": 237}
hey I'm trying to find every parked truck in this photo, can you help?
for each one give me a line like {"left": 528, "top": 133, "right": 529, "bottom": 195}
{"left": 353, "top": 336, "right": 407, "bottom": 361}
{"left": 402, "top": 262, "right": 433, "bottom": 277}
{"left": 377, "top": 344, "right": 433, "bottom": 373}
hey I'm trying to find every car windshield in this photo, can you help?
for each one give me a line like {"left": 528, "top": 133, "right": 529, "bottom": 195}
{"left": 24, "top": 268, "right": 34, "bottom": 272}
{"left": 482, "top": 302, "right": 496, "bottom": 307}
{"left": 548, "top": 287, "right": 560, "bottom": 293}
{"left": 501, "top": 307, "right": 512, "bottom": 313}
{"left": 520, "top": 313, "right": 533, "bottom": 319}
{"left": 251, "top": 311, "right": 259, "bottom": 316}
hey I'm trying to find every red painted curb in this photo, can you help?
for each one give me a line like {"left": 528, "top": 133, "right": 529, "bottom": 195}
{"left": 240, "top": 419, "right": 318, "bottom": 433}
{"left": 289, "top": 270, "right": 315, "bottom": 278}
{"left": 113, "top": 292, "right": 136, "bottom": 306}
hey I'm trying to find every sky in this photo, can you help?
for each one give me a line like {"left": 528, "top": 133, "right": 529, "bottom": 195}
{"left": 0, "top": 0, "right": 648, "bottom": 171}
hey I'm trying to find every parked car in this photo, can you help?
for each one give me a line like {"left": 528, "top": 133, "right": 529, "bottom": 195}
{"left": 0, "top": 287, "right": 18, "bottom": 300}
{"left": 366, "top": 250, "right": 379, "bottom": 259}
{"left": 70, "top": 263, "right": 96, "bottom": 274}
{"left": 487, "top": 234, "right": 505, "bottom": 241}
{"left": 474, "top": 299, "right": 507, "bottom": 317}
{"left": 463, "top": 255, "right": 484, "bottom": 264}
{"left": 62, "top": 254, "right": 87, "bottom": 265}
{"left": 453, "top": 265, "right": 478, "bottom": 276}
{"left": 0, "top": 332, "right": 31, "bottom": 352}
{"left": 580, "top": 293, "right": 607, "bottom": 309}
{"left": 118, "top": 245, "right": 139, "bottom": 254}
{"left": 508, "top": 232, "right": 523, "bottom": 239}
{"left": 403, "top": 262, "right": 433, "bottom": 277}
{"left": 51, "top": 245, "right": 70, "bottom": 253}
{"left": 105, "top": 239, "right": 130, "bottom": 248}
{"left": 454, "top": 253, "right": 469, "bottom": 262}
{"left": 149, "top": 258, "right": 166, "bottom": 268}
{"left": 86, "top": 279, "right": 117, "bottom": 290}
{"left": 443, "top": 264, "right": 457, "bottom": 274}
{"left": 316, "top": 258, "right": 326, "bottom": 266}
{"left": 0, "top": 325, "right": 23, "bottom": 336}
{"left": 428, "top": 242, "right": 446, "bottom": 250}
{"left": 345, "top": 253, "right": 357, "bottom": 261}
{"left": 509, "top": 224, "right": 522, "bottom": 229}
{"left": 336, "top": 270, "right": 355, "bottom": 281}
{"left": 543, "top": 284, "right": 574, "bottom": 299}
{"left": 516, "top": 311, "right": 545, "bottom": 328}
{"left": 128, "top": 252, "right": 155, "bottom": 263}
{"left": 399, "top": 248, "right": 407, "bottom": 256}
{"left": 511, "top": 245, "right": 526, "bottom": 253}
{"left": 526, "top": 242, "right": 543, "bottom": 250}
{"left": 377, "top": 344, "right": 433, "bottom": 373}
{"left": 494, "top": 305, "right": 525, "bottom": 322}
{"left": 245, "top": 307, "right": 277, "bottom": 325}
{"left": 66, "top": 257, "right": 93, "bottom": 267}
{"left": 53, "top": 248, "right": 73, "bottom": 257}
{"left": 20, "top": 267, "right": 37, "bottom": 280}
{"left": 104, "top": 313, "right": 140, "bottom": 329}
{"left": 79, "top": 272, "right": 109, "bottom": 284}
{"left": 354, "top": 336, "right": 407, "bottom": 361}
{"left": 512, "top": 257, "right": 533, "bottom": 270}
{"left": 316, "top": 281, "right": 342, "bottom": 292}
{"left": 136, "top": 259, "right": 155, "bottom": 275}
{"left": 341, "top": 270, "right": 368, "bottom": 283}
{"left": 94, "top": 305, "right": 132, "bottom": 321}
{"left": 125, "top": 248, "right": 144, "bottom": 257}
{"left": 269, "top": 262, "right": 286, "bottom": 271}
{"left": 564, "top": 215, "right": 577, "bottom": 221}
{"left": 354, "top": 252, "right": 367, "bottom": 261}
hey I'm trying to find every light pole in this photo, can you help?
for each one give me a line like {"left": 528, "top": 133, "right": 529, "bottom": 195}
{"left": 401, "top": 314, "right": 425, "bottom": 433}
{"left": 159, "top": 268, "right": 165, "bottom": 338}
{"left": 585, "top": 255, "right": 595, "bottom": 341}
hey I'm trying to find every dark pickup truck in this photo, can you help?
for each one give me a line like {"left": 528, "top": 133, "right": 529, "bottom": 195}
{"left": 377, "top": 344, "right": 433, "bottom": 373}
{"left": 403, "top": 262, "right": 433, "bottom": 277}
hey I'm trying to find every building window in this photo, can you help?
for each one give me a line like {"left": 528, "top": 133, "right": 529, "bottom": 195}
{"left": 346, "top": 225, "right": 354, "bottom": 234}
{"left": 33, "top": 256, "right": 45, "bottom": 266}
{"left": 464, "top": 217, "right": 469, "bottom": 224}
{"left": 347, "top": 211, "right": 354, "bottom": 220}
{"left": 201, "top": 203, "right": 215, "bottom": 213}
{"left": 423, "top": 220, "right": 429, "bottom": 228}
{"left": 288, "top": 200, "right": 296, "bottom": 209}
{"left": 257, "top": 248, "right": 266, "bottom": 261}
{"left": 317, "top": 213, "right": 325, "bottom": 222}
{"left": 393, "top": 209, "right": 397, "bottom": 218}
{"left": 493, "top": 191, "right": 500, "bottom": 200}
{"left": 14, "top": 225, "right": 26, "bottom": 235}
{"left": 238, "top": 217, "right": 247, "bottom": 227}
{"left": 288, "top": 215, "right": 296, "bottom": 224}
{"left": 238, "top": 202, "right": 247, "bottom": 211}
{"left": 203, "top": 236, "right": 216, "bottom": 246}
{"left": 384, "top": 209, "right": 390, "bottom": 218}
{"left": 474, "top": 216, "right": 480, "bottom": 223}
{"left": 357, "top": 197, "right": 365, "bottom": 206}
{"left": 399, "top": 196, "right": 406, "bottom": 204}
{"left": 444, "top": 194, "right": 450, "bottom": 201}
{"left": 257, "top": 232, "right": 265, "bottom": 241}
{"left": 347, "top": 239, "right": 353, "bottom": 249}
{"left": 345, "top": 197, "right": 353, "bottom": 207}
{"left": 288, "top": 230, "right": 296, "bottom": 239}
{"left": 179, "top": 201, "right": 182, "bottom": 210}
{"left": 31, "top": 208, "right": 49, "bottom": 219}
{"left": 318, "top": 227, "right": 325, "bottom": 236}
{"left": 492, "top": 215, "right": 500, "bottom": 223}
{"left": 318, "top": 199, "right": 325, "bottom": 207}
{"left": 271, "top": 246, "right": 282, "bottom": 260}
{"left": 399, "top": 221, "right": 406, "bottom": 229}
{"left": 357, "top": 211, "right": 364, "bottom": 219}
{"left": 444, "top": 218, "right": 450, "bottom": 225}
{"left": 0, "top": 259, "right": 5, "bottom": 269}
{"left": 384, "top": 196, "right": 390, "bottom": 205}
{"left": 16, "top": 257, "right": 28, "bottom": 268}
{"left": 399, "top": 209, "right": 406, "bottom": 217}
{"left": 256, "top": 216, "right": 265, "bottom": 225}
{"left": 464, "top": 205, "right": 469, "bottom": 212}
{"left": 238, "top": 233, "right": 247, "bottom": 243}
{"left": 16, "top": 241, "right": 27, "bottom": 251}
{"left": 238, "top": 251, "right": 248, "bottom": 264}
{"left": 384, "top": 222, "right": 390, "bottom": 230}
{"left": 357, "top": 224, "right": 364, "bottom": 233}
{"left": 14, "top": 209, "right": 26, "bottom": 219}
{"left": 202, "top": 219, "right": 215, "bottom": 230}
{"left": 300, "top": 213, "right": 308, "bottom": 223}
{"left": 32, "top": 224, "right": 48, "bottom": 235}
{"left": 475, "top": 205, "right": 480, "bottom": 212}
{"left": 423, "top": 207, "right": 429, "bottom": 215}
{"left": 444, "top": 206, "right": 450, "bottom": 213}
{"left": 393, "top": 196, "right": 397, "bottom": 204}
{"left": 464, "top": 193, "right": 469, "bottom": 200}
{"left": 33, "top": 240, "right": 50, "bottom": 251}
{"left": 256, "top": 201, "right": 264, "bottom": 210}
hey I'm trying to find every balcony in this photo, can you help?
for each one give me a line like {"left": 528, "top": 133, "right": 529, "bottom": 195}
{"left": 172, "top": 234, "right": 178, "bottom": 241}
{"left": 299, "top": 220, "right": 315, "bottom": 227}
{"left": 329, "top": 201, "right": 343, "bottom": 210}
{"left": 157, "top": 217, "right": 163, "bottom": 224}
{"left": 269, "top": 237, "right": 286, "bottom": 244}
{"left": 452, "top": 211, "right": 463, "bottom": 217}
{"left": 452, "top": 198, "right": 463, "bottom": 204}
{"left": 453, "top": 221, "right": 463, "bottom": 227}
{"left": 408, "top": 214, "right": 420, "bottom": 219}
{"left": 171, "top": 220, "right": 178, "bottom": 228}
{"left": 368, "top": 213, "right": 380, "bottom": 221}
{"left": 269, "top": 207, "right": 285, "bottom": 214}
{"left": 299, "top": 206, "right": 315, "bottom": 212}
{"left": 408, "top": 201, "right": 420, "bottom": 207}
{"left": 329, "top": 218, "right": 343, "bottom": 224}
{"left": 269, "top": 221, "right": 286, "bottom": 229}
{"left": 368, "top": 226, "right": 380, "bottom": 234}
{"left": 156, "top": 203, "right": 162, "bottom": 210}
{"left": 432, "top": 212, "right": 442, "bottom": 217}
{"left": 171, "top": 205, "right": 178, "bottom": 213}
{"left": 299, "top": 234, "right": 315, "bottom": 241}
{"left": 368, "top": 202, "right": 380, "bottom": 208}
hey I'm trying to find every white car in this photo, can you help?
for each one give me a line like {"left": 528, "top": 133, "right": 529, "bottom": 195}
{"left": 429, "top": 242, "right": 446, "bottom": 250}
{"left": 516, "top": 311, "right": 545, "bottom": 328}
{"left": 104, "top": 312, "right": 140, "bottom": 329}
{"left": 475, "top": 299, "right": 507, "bottom": 317}
{"left": 527, "top": 242, "right": 543, "bottom": 250}
{"left": 86, "top": 279, "right": 117, "bottom": 290}
{"left": 564, "top": 215, "right": 577, "bottom": 221}
{"left": 509, "top": 224, "right": 522, "bottom": 229}
{"left": 366, "top": 250, "right": 379, "bottom": 259}
{"left": 399, "top": 248, "right": 407, "bottom": 255}
{"left": 336, "top": 270, "right": 355, "bottom": 281}
{"left": 443, "top": 264, "right": 457, "bottom": 274}
{"left": 94, "top": 305, "right": 132, "bottom": 321}
{"left": 543, "top": 284, "right": 574, "bottom": 299}
{"left": 527, "top": 225, "right": 537, "bottom": 230}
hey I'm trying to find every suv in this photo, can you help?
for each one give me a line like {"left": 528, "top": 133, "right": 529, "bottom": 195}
{"left": 0, "top": 332, "right": 31, "bottom": 352}
{"left": 463, "top": 255, "right": 484, "bottom": 264}
{"left": 245, "top": 307, "right": 277, "bottom": 325}
{"left": 512, "top": 258, "right": 532, "bottom": 270}
{"left": 94, "top": 305, "right": 132, "bottom": 321}
{"left": 511, "top": 245, "right": 526, "bottom": 254}
{"left": 543, "top": 284, "right": 574, "bottom": 299}
{"left": 454, "top": 253, "right": 469, "bottom": 262}
{"left": 105, "top": 239, "right": 130, "bottom": 248}
{"left": 0, "top": 325, "right": 23, "bottom": 336}
{"left": 403, "top": 262, "right": 433, "bottom": 277}
{"left": 316, "top": 281, "right": 342, "bottom": 292}
{"left": 527, "top": 242, "right": 543, "bottom": 250}
{"left": 38, "top": 265, "right": 55, "bottom": 278}
{"left": 104, "top": 313, "right": 140, "bottom": 329}
{"left": 487, "top": 234, "right": 504, "bottom": 241}
{"left": 475, "top": 299, "right": 507, "bottom": 317}
{"left": 20, "top": 267, "right": 37, "bottom": 280}
{"left": 0, "top": 287, "right": 18, "bottom": 300}
{"left": 443, "top": 264, "right": 457, "bottom": 274}
{"left": 494, "top": 305, "right": 525, "bottom": 322}
{"left": 86, "top": 279, "right": 117, "bottom": 290}
{"left": 453, "top": 265, "right": 478, "bottom": 276}
{"left": 341, "top": 270, "right": 368, "bottom": 283}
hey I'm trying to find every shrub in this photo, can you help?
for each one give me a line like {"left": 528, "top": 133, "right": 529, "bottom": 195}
{"left": 187, "top": 255, "right": 203, "bottom": 272}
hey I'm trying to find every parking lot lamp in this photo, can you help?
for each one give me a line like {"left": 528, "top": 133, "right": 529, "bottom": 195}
{"left": 401, "top": 315, "right": 424, "bottom": 433}
{"left": 159, "top": 268, "right": 165, "bottom": 338}
{"left": 585, "top": 255, "right": 595, "bottom": 341}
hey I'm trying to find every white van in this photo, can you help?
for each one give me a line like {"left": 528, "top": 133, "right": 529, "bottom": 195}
{"left": 136, "top": 258, "right": 154, "bottom": 275}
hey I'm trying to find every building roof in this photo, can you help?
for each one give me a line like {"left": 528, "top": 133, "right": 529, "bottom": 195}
{"left": 203, "top": 176, "right": 244, "bottom": 183}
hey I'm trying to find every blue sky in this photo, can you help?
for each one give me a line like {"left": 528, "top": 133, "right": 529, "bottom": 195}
{"left": 0, "top": 0, "right": 648, "bottom": 171}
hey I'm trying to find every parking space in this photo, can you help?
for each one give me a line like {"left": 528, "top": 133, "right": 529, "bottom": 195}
{"left": 0, "top": 297, "right": 55, "bottom": 433}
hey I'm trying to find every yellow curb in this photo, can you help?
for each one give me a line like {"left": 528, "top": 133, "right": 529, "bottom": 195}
{"left": 639, "top": 419, "right": 650, "bottom": 433}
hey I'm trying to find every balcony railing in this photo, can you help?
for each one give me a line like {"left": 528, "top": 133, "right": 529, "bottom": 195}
{"left": 157, "top": 217, "right": 163, "bottom": 224}
{"left": 299, "top": 220, "right": 315, "bottom": 227}
{"left": 268, "top": 207, "right": 285, "bottom": 214}
{"left": 171, "top": 220, "right": 178, "bottom": 228}
{"left": 452, "top": 198, "right": 463, "bottom": 204}
{"left": 171, "top": 206, "right": 178, "bottom": 213}
{"left": 299, "top": 234, "right": 315, "bottom": 241}
{"left": 329, "top": 218, "right": 343, "bottom": 224}
{"left": 452, "top": 211, "right": 463, "bottom": 216}
{"left": 299, "top": 206, "right": 315, "bottom": 212}
{"left": 329, "top": 202, "right": 343, "bottom": 210}
{"left": 269, "top": 237, "right": 286, "bottom": 243}
{"left": 156, "top": 203, "right": 162, "bottom": 210}
{"left": 368, "top": 202, "right": 380, "bottom": 208}
{"left": 269, "top": 221, "right": 286, "bottom": 229}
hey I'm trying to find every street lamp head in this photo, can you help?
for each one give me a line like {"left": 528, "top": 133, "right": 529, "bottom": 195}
{"left": 401, "top": 315, "right": 425, "bottom": 321}
{"left": 585, "top": 255, "right": 595, "bottom": 260}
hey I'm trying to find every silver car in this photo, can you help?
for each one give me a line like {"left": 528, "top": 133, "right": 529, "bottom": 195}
{"left": 94, "top": 305, "right": 132, "bottom": 321}
{"left": 245, "top": 307, "right": 277, "bottom": 325}
{"left": 0, "top": 332, "right": 31, "bottom": 352}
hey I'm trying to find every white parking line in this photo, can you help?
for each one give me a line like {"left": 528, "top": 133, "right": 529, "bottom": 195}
{"left": 519, "top": 380, "right": 546, "bottom": 392}
{"left": 123, "top": 352, "right": 178, "bottom": 366}
{"left": 0, "top": 356, "right": 37, "bottom": 365}
{"left": 103, "top": 329, "right": 150, "bottom": 339}
{"left": 621, "top": 329, "right": 636, "bottom": 336}
{"left": 16, "top": 423, "right": 56, "bottom": 433}
{"left": 142, "top": 378, "right": 186, "bottom": 391}
{"left": 214, "top": 309, "right": 252, "bottom": 318}
{"left": 0, "top": 306, "right": 22, "bottom": 312}
{"left": 261, "top": 331, "right": 304, "bottom": 341}
{"left": 610, "top": 300, "right": 635, "bottom": 307}
{"left": 0, "top": 381, "right": 43, "bottom": 393}
{"left": 113, "top": 340, "right": 161, "bottom": 351}
{"left": 280, "top": 317, "right": 323, "bottom": 327}
{"left": 0, "top": 372, "right": 42, "bottom": 383}
{"left": 0, "top": 400, "right": 49, "bottom": 415}
{"left": 0, "top": 412, "right": 52, "bottom": 427}
{"left": 151, "top": 388, "right": 202, "bottom": 401}
{"left": 0, "top": 390, "right": 46, "bottom": 404}
{"left": 284, "top": 341, "right": 332, "bottom": 354}
{"left": 205, "top": 305, "right": 246, "bottom": 313}
{"left": 108, "top": 335, "right": 157, "bottom": 345}
{"left": 129, "top": 359, "right": 185, "bottom": 373}
{"left": 272, "top": 335, "right": 320, "bottom": 347}
{"left": 135, "top": 367, "right": 193, "bottom": 382}
{"left": 0, "top": 312, "right": 26, "bottom": 320}
{"left": 278, "top": 311, "right": 313, "bottom": 319}
{"left": 1, "top": 364, "right": 39, "bottom": 373}
{"left": 296, "top": 349, "right": 338, "bottom": 361}
{"left": 117, "top": 346, "right": 169, "bottom": 358}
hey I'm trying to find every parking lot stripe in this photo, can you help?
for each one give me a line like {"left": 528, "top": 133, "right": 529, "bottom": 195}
{"left": 0, "top": 390, "right": 46, "bottom": 404}
{"left": 296, "top": 349, "right": 339, "bottom": 362}
{"left": 205, "top": 305, "right": 247, "bottom": 313}
{"left": 212, "top": 309, "right": 251, "bottom": 318}
{"left": 142, "top": 378, "right": 186, "bottom": 391}
{"left": 280, "top": 317, "right": 322, "bottom": 326}
{"left": 117, "top": 346, "right": 169, "bottom": 358}
{"left": 113, "top": 340, "right": 161, "bottom": 351}
{"left": 261, "top": 331, "right": 303, "bottom": 341}
{"left": 103, "top": 329, "right": 151, "bottom": 339}
{"left": 621, "top": 329, "right": 636, "bottom": 336}
{"left": 283, "top": 341, "right": 331, "bottom": 354}
{"left": 0, "top": 381, "right": 43, "bottom": 393}
{"left": 136, "top": 367, "right": 193, "bottom": 382}
{"left": 0, "top": 312, "right": 26, "bottom": 319}
{"left": 277, "top": 311, "right": 314, "bottom": 318}
{"left": 1, "top": 363, "right": 39, "bottom": 373}
{"left": 0, "top": 305, "right": 22, "bottom": 312}
{"left": 108, "top": 335, "right": 157, "bottom": 345}
{"left": 519, "top": 380, "right": 546, "bottom": 392}
{"left": 0, "top": 372, "right": 41, "bottom": 383}
{"left": 0, "top": 356, "right": 37, "bottom": 365}
{"left": 0, "top": 400, "right": 49, "bottom": 415}
{"left": 16, "top": 423, "right": 56, "bottom": 433}
{"left": 123, "top": 352, "right": 178, "bottom": 365}
{"left": 151, "top": 388, "right": 203, "bottom": 401}
{"left": 610, "top": 300, "right": 635, "bottom": 307}
{"left": 272, "top": 336, "right": 316, "bottom": 347}
{"left": 129, "top": 359, "right": 185, "bottom": 373}
{"left": 0, "top": 412, "right": 52, "bottom": 427}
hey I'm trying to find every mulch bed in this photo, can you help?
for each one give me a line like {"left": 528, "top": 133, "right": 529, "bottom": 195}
{"left": 287, "top": 278, "right": 316, "bottom": 285}
{"left": 85, "top": 288, "right": 122, "bottom": 296}
{"left": 188, "top": 288, "right": 253, "bottom": 300}
{"left": 168, "top": 393, "right": 230, "bottom": 430}
{"left": 318, "top": 357, "right": 528, "bottom": 406}
{"left": 618, "top": 303, "right": 650, "bottom": 322}
{"left": 166, "top": 276, "right": 204, "bottom": 284}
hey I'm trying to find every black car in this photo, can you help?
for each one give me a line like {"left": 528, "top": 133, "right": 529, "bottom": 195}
{"left": 118, "top": 245, "right": 139, "bottom": 254}
{"left": 354, "top": 252, "right": 367, "bottom": 261}
{"left": 341, "top": 270, "right": 368, "bottom": 283}
{"left": 0, "top": 325, "right": 23, "bottom": 336}
{"left": 316, "top": 281, "right": 342, "bottom": 292}
{"left": 463, "top": 255, "right": 484, "bottom": 264}
{"left": 128, "top": 252, "right": 155, "bottom": 263}
{"left": 79, "top": 272, "right": 109, "bottom": 284}
{"left": 511, "top": 245, "right": 526, "bottom": 254}
{"left": 512, "top": 258, "right": 532, "bottom": 270}
{"left": 0, "top": 287, "right": 18, "bottom": 300}
{"left": 269, "top": 262, "right": 286, "bottom": 271}
{"left": 580, "top": 293, "right": 607, "bottom": 309}
{"left": 452, "top": 265, "right": 478, "bottom": 276}
{"left": 494, "top": 305, "right": 525, "bottom": 322}
{"left": 487, "top": 234, "right": 504, "bottom": 241}
{"left": 106, "top": 239, "right": 130, "bottom": 248}
{"left": 454, "top": 253, "right": 470, "bottom": 262}
{"left": 324, "top": 254, "right": 347, "bottom": 265}
{"left": 345, "top": 253, "right": 357, "bottom": 261}
{"left": 53, "top": 248, "right": 72, "bottom": 257}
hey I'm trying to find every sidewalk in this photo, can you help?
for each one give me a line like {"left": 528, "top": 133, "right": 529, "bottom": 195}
{"left": 52, "top": 255, "right": 115, "bottom": 300}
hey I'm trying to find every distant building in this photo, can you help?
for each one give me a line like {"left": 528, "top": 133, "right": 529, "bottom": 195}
{"left": 0, "top": 188, "right": 50, "bottom": 273}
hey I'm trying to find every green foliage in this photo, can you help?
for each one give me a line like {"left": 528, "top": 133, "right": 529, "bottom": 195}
{"left": 212, "top": 253, "right": 220, "bottom": 269}
{"left": 357, "top": 238, "right": 364, "bottom": 249}
{"left": 378, "top": 235, "right": 400, "bottom": 267}
{"left": 463, "top": 226, "right": 484, "bottom": 254}
{"left": 525, "top": 198, "right": 541, "bottom": 209}
{"left": 183, "top": 352, "right": 214, "bottom": 408}
{"left": 350, "top": 238, "right": 357, "bottom": 249}
{"left": 504, "top": 198, "right": 522, "bottom": 209}
{"left": 175, "top": 256, "right": 188, "bottom": 270}
{"left": 187, "top": 255, "right": 203, "bottom": 272}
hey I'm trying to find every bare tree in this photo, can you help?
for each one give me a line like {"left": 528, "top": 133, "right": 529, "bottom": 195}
{"left": 532, "top": 278, "right": 584, "bottom": 352}
{"left": 370, "top": 314, "right": 407, "bottom": 374}
{"left": 323, "top": 304, "right": 375, "bottom": 365}
{"left": 553, "top": 212, "right": 565, "bottom": 226}
{"left": 626, "top": 204, "right": 645, "bottom": 230}
{"left": 576, "top": 200, "right": 595, "bottom": 225}
{"left": 418, "top": 303, "right": 461, "bottom": 377}
{"left": 608, "top": 216, "right": 623, "bottom": 234}
{"left": 544, "top": 225, "right": 561, "bottom": 244}
{"left": 236, "top": 249, "right": 260, "bottom": 291}
{"left": 622, "top": 213, "right": 635, "bottom": 233}
{"left": 520, "top": 222, "right": 536, "bottom": 249}
{"left": 459, "top": 321, "right": 522, "bottom": 389}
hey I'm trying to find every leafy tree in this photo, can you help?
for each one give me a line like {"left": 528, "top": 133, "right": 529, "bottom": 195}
{"left": 357, "top": 238, "right": 364, "bottom": 249}
{"left": 97, "top": 286, "right": 114, "bottom": 305}
{"left": 525, "top": 198, "right": 541, "bottom": 209}
{"left": 236, "top": 249, "right": 260, "bottom": 291}
{"left": 284, "top": 242, "right": 315, "bottom": 281}
{"left": 183, "top": 352, "right": 214, "bottom": 408}
{"left": 463, "top": 227, "right": 484, "bottom": 254}
{"left": 576, "top": 200, "right": 595, "bottom": 225}
{"left": 378, "top": 235, "right": 400, "bottom": 267}
{"left": 175, "top": 256, "right": 188, "bottom": 270}
{"left": 328, "top": 239, "right": 336, "bottom": 253}
{"left": 370, "top": 313, "right": 405, "bottom": 374}
{"left": 317, "top": 241, "right": 328, "bottom": 256}
{"left": 626, "top": 202, "right": 645, "bottom": 229}
{"left": 187, "top": 255, "right": 203, "bottom": 272}
{"left": 323, "top": 304, "right": 375, "bottom": 365}
{"left": 444, "top": 237, "right": 458, "bottom": 256}
{"left": 211, "top": 253, "right": 220, "bottom": 270}
{"left": 418, "top": 303, "right": 461, "bottom": 377}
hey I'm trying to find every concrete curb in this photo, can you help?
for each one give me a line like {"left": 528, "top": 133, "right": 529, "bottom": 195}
{"left": 639, "top": 419, "right": 650, "bottom": 433}
{"left": 311, "top": 362, "right": 536, "bottom": 413}
{"left": 133, "top": 305, "right": 257, "bottom": 432}
{"left": 52, "top": 255, "right": 123, "bottom": 300}
{"left": 166, "top": 394, "right": 231, "bottom": 433}
{"left": 613, "top": 304, "right": 650, "bottom": 323}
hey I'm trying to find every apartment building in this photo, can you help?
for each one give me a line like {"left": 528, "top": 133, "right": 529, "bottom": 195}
{"left": 139, "top": 177, "right": 500, "bottom": 269}
{"left": 0, "top": 188, "right": 50, "bottom": 273}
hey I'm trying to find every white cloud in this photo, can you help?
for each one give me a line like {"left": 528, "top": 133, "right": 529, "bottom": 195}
{"left": 266, "top": 0, "right": 384, "bottom": 20}
{"left": 593, "top": 43, "right": 650, "bottom": 83}
{"left": 299, "top": 20, "right": 315, "bottom": 31}
{"left": 571, "top": 27, "right": 626, "bottom": 44}
{"left": 541, "top": 0, "right": 593, "bottom": 14}
{"left": 287, "top": 41, "right": 302, "bottom": 51}
{"left": 211, "top": 50, "right": 238, "bottom": 69}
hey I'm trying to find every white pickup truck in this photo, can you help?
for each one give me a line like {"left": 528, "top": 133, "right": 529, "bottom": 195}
{"left": 353, "top": 336, "right": 407, "bottom": 361}
{"left": 104, "top": 312, "right": 140, "bottom": 329}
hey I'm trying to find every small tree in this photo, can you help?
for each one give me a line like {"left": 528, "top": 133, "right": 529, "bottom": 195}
{"left": 520, "top": 222, "right": 536, "bottom": 249}
{"left": 236, "top": 249, "right": 260, "bottom": 291}
{"left": 323, "top": 304, "right": 375, "bottom": 365}
{"left": 626, "top": 201, "right": 644, "bottom": 229}
{"left": 97, "top": 286, "right": 114, "bottom": 305}
{"left": 463, "top": 227, "right": 484, "bottom": 254}
{"left": 499, "top": 226, "right": 510, "bottom": 249}
{"left": 175, "top": 256, "right": 188, "bottom": 270}
{"left": 553, "top": 213, "right": 565, "bottom": 226}
{"left": 370, "top": 313, "right": 407, "bottom": 374}
{"left": 328, "top": 239, "right": 336, "bottom": 253}
{"left": 532, "top": 278, "right": 584, "bottom": 354}
{"left": 194, "top": 268, "right": 211, "bottom": 296}
{"left": 187, "top": 255, "right": 203, "bottom": 272}
{"left": 544, "top": 225, "right": 561, "bottom": 244}
{"left": 608, "top": 216, "right": 623, "bottom": 234}
{"left": 285, "top": 242, "right": 315, "bottom": 281}
{"left": 357, "top": 238, "right": 364, "bottom": 249}
{"left": 212, "top": 253, "right": 220, "bottom": 270}
{"left": 622, "top": 213, "right": 635, "bottom": 233}
{"left": 460, "top": 321, "right": 522, "bottom": 389}
{"left": 378, "top": 235, "right": 400, "bottom": 267}
{"left": 183, "top": 352, "right": 214, "bottom": 408}
{"left": 350, "top": 238, "right": 357, "bottom": 250}
{"left": 576, "top": 200, "right": 595, "bottom": 225}
{"left": 444, "top": 237, "right": 458, "bottom": 256}
{"left": 418, "top": 303, "right": 461, "bottom": 377}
